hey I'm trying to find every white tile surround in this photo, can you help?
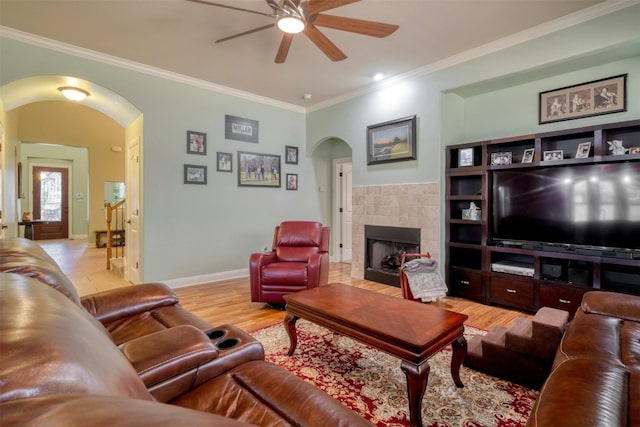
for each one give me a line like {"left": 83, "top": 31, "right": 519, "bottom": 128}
{"left": 351, "top": 183, "right": 440, "bottom": 279}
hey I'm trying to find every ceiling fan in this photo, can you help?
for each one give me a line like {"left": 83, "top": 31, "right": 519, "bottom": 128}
{"left": 186, "top": 0, "right": 399, "bottom": 63}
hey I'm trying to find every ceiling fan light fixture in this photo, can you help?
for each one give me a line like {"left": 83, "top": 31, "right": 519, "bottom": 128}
{"left": 277, "top": 15, "right": 305, "bottom": 34}
{"left": 58, "top": 86, "right": 89, "bottom": 101}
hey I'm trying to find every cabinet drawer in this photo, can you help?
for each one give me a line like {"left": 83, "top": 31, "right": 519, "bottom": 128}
{"left": 539, "top": 284, "right": 586, "bottom": 317}
{"left": 490, "top": 275, "right": 534, "bottom": 311}
{"left": 450, "top": 268, "right": 484, "bottom": 302}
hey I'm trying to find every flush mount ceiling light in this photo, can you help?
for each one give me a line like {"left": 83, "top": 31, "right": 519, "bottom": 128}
{"left": 58, "top": 87, "right": 89, "bottom": 101}
{"left": 373, "top": 72, "right": 385, "bottom": 81}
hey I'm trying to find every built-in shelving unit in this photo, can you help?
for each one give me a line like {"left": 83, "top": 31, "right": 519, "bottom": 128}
{"left": 445, "top": 119, "right": 640, "bottom": 314}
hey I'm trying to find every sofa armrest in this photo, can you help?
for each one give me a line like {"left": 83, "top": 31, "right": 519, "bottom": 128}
{"left": 249, "top": 252, "right": 277, "bottom": 301}
{"left": 307, "top": 252, "right": 329, "bottom": 288}
{"left": 581, "top": 291, "right": 640, "bottom": 322}
{"left": 120, "top": 325, "right": 219, "bottom": 388}
{"left": 81, "top": 282, "right": 179, "bottom": 323}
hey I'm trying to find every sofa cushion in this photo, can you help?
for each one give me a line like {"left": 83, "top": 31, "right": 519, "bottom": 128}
{"left": 0, "top": 273, "right": 152, "bottom": 402}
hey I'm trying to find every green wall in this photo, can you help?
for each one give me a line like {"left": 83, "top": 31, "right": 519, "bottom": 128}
{"left": 0, "top": 38, "right": 321, "bottom": 282}
{"left": 2, "top": 3, "right": 639, "bottom": 282}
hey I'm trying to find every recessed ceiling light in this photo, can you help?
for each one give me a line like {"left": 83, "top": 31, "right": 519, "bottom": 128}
{"left": 302, "top": 93, "right": 312, "bottom": 100}
{"left": 373, "top": 72, "right": 385, "bottom": 81}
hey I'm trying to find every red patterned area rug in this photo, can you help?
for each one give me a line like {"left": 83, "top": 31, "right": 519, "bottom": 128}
{"left": 251, "top": 320, "right": 538, "bottom": 427}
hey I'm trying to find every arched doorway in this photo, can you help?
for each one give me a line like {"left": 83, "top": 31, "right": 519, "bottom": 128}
{"left": 1, "top": 75, "right": 143, "bottom": 282}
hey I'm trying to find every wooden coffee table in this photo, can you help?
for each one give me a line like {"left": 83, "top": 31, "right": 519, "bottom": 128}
{"left": 283, "top": 283, "right": 468, "bottom": 427}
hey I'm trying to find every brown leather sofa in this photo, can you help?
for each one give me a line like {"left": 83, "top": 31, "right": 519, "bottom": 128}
{"left": 527, "top": 291, "right": 640, "bottom": 427}
{"left": 250, "top": 221, "right": 330, "bottom": 304}
{"left": 0, "top": 238, "right": 372, "bottom": 426}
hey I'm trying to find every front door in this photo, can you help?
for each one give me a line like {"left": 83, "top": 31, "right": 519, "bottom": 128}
{"left": 32, "top": 166, "right": 69, "bottom": 240}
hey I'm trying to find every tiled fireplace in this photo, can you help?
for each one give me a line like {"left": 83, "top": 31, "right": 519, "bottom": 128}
{"left": 351, "top": 183, "right": 440, "bottom": 282}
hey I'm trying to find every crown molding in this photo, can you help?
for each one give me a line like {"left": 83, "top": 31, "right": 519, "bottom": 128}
{"left": 306, "top": 0, "right": 638, "bottom": 112}
{"left": 0, "top": 26, "right": 306, "bottom": 114}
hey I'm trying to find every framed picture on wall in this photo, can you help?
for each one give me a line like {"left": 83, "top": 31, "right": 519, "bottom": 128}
{"left": 187, "top": 130, "right": 207, "bottom": 155}
{"left": 286, "top": 173, "right": 298, "bottom": 190}
{"left": 539, "top": 74, "right": 627, "bottom": 124}
{"left": 217, "top": 152, "right": 233, "bottom": 172}
{"left": 184, "top": 164, "right": 207, "bottom": 185}
{"left": 285, "top": 145, "right": 298, "bottom": 164}
{"left": 366, "top": 115, "right": 417, "bottom": 165}
{"left": 238, "top": 151, "right": 280, "bottom": 187}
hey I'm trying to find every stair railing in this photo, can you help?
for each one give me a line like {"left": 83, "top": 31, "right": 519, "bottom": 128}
{"left": 106, "top": 198, "right": 126, "bottom": 270}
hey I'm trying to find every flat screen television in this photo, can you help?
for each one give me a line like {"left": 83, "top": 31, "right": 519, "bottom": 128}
{"left": 492, "top": 162, "right": 640, "bottom": 255}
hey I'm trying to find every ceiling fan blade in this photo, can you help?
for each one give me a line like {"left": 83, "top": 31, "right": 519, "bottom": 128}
{"left": 275, "top": 33, "right": 295, "bottom": 63}
{"left": 215, "top": 24, "right": 275, "bottom": 43}
{"left": 304, "top": 25, "right": 347, "bottom": 61}
{"left": 186, "top": 0, "right": 275, "bottom": 17}
{"left": 307, "top": 0, "right": 360, "bottom": 15}
{"left": 313, "top": 14, "right": 398, "bottom": 37}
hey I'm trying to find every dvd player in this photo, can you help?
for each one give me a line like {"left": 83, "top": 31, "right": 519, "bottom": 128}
{"left": 491, "top": 260, "right": 534, "bottom": 277}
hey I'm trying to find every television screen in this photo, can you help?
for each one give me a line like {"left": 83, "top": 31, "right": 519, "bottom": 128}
{"left": 492, "top": 162, "right": 640, "bottom": 251}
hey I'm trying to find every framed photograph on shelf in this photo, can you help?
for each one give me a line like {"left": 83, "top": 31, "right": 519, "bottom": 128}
{"left": 285, "top": 145, "right": 298, "bottom": 164}
{"left": 522, "top": 148, "right": 534, "bottom": 163}
{"left": 238, "top": 151, "right": 280, "bottom": 187}
{"left": 184, "top": 164, "right": 207, "bottom": 185}
{"left": 490, "top": 152, "right": 512, "bottom": 165}
{"left": 539, "top": 74, "right": 627, "bottom": 124}
{"left": 366, "top": 115, "right": 417, "bottom": 165}
{"left": 286, "top": 173, "right": 298, "bottom": 190}
{"left": 225, "top": 115, "right": 259, "bottom": 143}
{"left": 543, "top": 150, "right": 564, "bottom": 161}
{"left": 575, "top": 142, "right": 592, "bottom": 159}
{"left": 458, "top": 148, "right": 474, "bottom": 167}
{"left": 217, "top": 152, "right": 233, "bottom": 172}
{"left": 187, "top": 131, "right": 207, "bottom": 155}
{"left": 629, "top": 147, "right": 640, "bottom": 155}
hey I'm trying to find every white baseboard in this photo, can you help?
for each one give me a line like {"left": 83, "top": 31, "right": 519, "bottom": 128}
{"left": 163, "top": 268, "right": 249, "bottom": 289}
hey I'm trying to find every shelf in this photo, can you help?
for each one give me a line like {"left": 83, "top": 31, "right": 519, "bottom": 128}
{"left": 446, "top": 118, "right": 640, "bottom": 313}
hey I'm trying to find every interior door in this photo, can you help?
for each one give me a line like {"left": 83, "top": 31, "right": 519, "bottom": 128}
{"left": 32, "top": 166, "right": 69, "bottom": 240}
{"left": 340, "top": 162, "right": 353, "bottom": 262}
{"left": 126, "top": 138, "right": 141, "bottom": 284}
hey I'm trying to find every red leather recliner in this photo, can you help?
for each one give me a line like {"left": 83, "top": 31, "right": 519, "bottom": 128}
{"left": 250, "top": 221, "right": 330, "bottom": 304}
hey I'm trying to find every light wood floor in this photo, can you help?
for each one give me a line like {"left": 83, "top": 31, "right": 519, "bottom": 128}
{"left": 39, "top": 239, "right": 531, "bottom": 332}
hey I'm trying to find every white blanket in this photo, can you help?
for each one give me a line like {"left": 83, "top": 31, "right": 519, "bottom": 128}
{"left": 400, "top": 258, "right": 448, "bottom": 302}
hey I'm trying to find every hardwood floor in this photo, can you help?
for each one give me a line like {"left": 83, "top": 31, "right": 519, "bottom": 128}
{"left": 39, "top": 238, "right": 531, "bottom": 333}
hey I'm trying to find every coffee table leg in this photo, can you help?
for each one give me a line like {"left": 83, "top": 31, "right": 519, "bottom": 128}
{"left": 283, "top": 312, "right": 299, "bottom": 356}
{"left": 401, "top": 360, "right": 429, "bottom": 427}
{"left": 450, "top": 334, "right": 467, "bottom": 388}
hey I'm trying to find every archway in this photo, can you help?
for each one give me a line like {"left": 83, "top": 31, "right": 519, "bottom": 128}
{"left": 310, "top": 136, "right": 353, "bottom": 263}
{"left": 0, "top": 75, "right": 143, "bottom": 282}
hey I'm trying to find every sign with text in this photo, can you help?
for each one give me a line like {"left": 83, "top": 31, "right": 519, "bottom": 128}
{"left": 225, "top": 114, "right": 259, "bottom": 143}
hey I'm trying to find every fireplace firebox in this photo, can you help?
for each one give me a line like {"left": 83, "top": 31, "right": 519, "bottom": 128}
{"left": 365, "top": 225, "right": 420, "bottom": 286}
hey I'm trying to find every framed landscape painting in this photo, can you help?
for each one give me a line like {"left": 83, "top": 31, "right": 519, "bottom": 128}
{"left": 366, "top": 115, "right": 417, "bottom": 165}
